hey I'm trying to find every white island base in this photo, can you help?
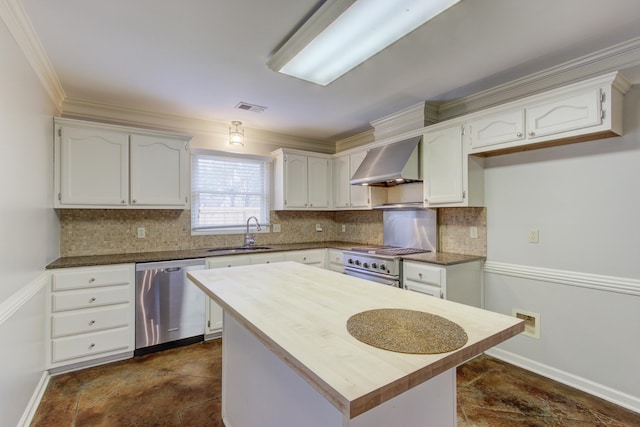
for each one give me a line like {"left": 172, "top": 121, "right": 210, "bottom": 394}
{"left": 222, "top": 312, "right": 456, "bottom": 427}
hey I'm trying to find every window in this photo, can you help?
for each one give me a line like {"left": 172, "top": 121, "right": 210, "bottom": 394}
{"left": 191, "top": 149, "right": 271, "bottom": 234}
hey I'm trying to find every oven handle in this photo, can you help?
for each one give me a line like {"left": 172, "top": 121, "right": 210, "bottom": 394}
{"left": 344, "top": 266, "right": 399, "bottom": 287}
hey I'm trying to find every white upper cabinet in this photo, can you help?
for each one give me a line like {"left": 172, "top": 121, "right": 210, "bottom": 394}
{"left": 130, "top": 134, "right": 189, "bottom": 207}
{"left": 58, "top": 125, "right": 129, "bottom": 206}
{"left": 467, "top": 72, "right": 629, "bottom": 156}
{"left": 272, "top": 148, "right": 332, "bottom": 210}
{"left": 423, "top": 126, "right": 464, "bottom": 206}
{"left": 55, "top": 118, "right": 191, "bottom": 209}
{"left": 333, "top": 149, "right": 371, "bottom": 209}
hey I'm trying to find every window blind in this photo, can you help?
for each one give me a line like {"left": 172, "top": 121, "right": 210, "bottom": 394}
{"left": 191, "top": 149, "right": 271, "bottom": 233}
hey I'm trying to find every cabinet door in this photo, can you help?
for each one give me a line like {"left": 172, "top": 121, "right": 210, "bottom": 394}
{"left": 284, "top": 249, "right": 326, "bottom": 268}
{"left": 349, "top": 150, "right": 370, "bottom": 208}
{"left": 307, "top": 157, "right": 330, "bottom": 208}
{"left": 206, "top": 298, "right": 224, "bottom": 335}
{"left": 59, "top": 126, "right": 129, "bottom": 206}
{"left": 423, "top": 126, "right": 464, "bottom": 205}
{"left": 333, "top": 155, "right": 351, "bottom": 208}
{"left": 283, "top": 154, "right": 308, "bottom": 208}
{"left": 468, "top": 110, "right": 525, "bottom": 149}
{"left": 130, "top": 135, "right": 188, "bottom": 207}
{"left": 526, "top": 88, "right": 602, "bottom": 139}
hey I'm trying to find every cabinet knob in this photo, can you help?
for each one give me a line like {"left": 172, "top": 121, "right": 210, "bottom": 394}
{"left": 528, "top": 131, "right": 535, "bottom": 137}
{"left": 89, "top": 297, "right": 96, "bottom": 303}
{"left": 303, "top": 257, "right": 307, "bottom": 261}
{"left": 89, "top": 277, "right": 96, "bottom": 283}
{"left": 309, "top": 204, "right": 313, "bottom": 207}
{"left": 89, "top": 320, "right": 95, "bottom": 325}
{"left": 418, "top": 273, "right": 423, "bottom": 278}
{"left": 132, "top": 199, "right": 137, "bottom": 204}
{"left": 89, "top": 343, "right": 96, "bottom": 349}
{"left": 121, "top": 200, "right": 126, "bottom": 204}
{"left": 516, "top": 132, "right": 523, "bottom": 137}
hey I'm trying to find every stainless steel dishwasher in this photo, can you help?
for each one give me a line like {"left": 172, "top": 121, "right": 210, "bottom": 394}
{"left": 135, "top": 258, "right": 205, "bottom": 356}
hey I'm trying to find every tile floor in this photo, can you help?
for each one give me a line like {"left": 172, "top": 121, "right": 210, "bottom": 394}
{"left": 31, "top": 339, "right": 640, "bottom": 426}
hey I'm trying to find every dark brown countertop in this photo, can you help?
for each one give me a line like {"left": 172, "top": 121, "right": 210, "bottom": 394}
{"left": 46, "top": 241, "right": 484, "bottom": 269}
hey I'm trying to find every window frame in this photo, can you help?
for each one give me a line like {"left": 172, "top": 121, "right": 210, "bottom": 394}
{"left": 190, "top": 148, "right": 272, "bottom": 236}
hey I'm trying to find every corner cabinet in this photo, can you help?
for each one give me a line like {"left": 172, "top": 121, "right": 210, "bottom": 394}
{"left": 46, "top": 264, "right": 136, "bottom": 371}
{"left": 54, "top": 118, "right": 191, "bottom": 209}
{"left": 422, "top": 125, "right": 484, "bottom": 207}
{"left": 272, "top": 148, "right": 332, "bottom": 210}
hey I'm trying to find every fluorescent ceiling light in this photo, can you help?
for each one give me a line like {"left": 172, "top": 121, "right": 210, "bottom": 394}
{"left": 268, "top": 0, "right": 461, "bottom": 86}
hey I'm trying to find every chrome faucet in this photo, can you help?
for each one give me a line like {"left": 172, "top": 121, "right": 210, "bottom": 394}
{"left": 244, "top": 216, "right": 261, "bottom": 246}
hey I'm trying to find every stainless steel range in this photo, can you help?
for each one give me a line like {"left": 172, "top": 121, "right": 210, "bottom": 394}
{"left": 343, "top": 209, "right": 438, "bottom": 287}
{"left": 343, "top": 246, "right": 430, "bottom": 287}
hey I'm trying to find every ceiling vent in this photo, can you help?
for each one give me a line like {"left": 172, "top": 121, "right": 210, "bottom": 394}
{"left": 235, "top": 102, "right": 267, "bottom": 113}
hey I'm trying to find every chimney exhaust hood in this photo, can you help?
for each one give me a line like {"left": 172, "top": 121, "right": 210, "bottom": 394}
{"left": 350, "top": 136, "right": 421, "bottom": 187}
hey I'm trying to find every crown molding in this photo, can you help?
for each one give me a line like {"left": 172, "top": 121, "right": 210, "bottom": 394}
{"left": 0, "top": 0, "right": 64, "bottom": 111}
{"left": 438, "top": 36, "right": 640, "bottom": 120}
{"left": 334, "top": 128, "right": 375, "bottom": 153}
{"left": 62, "top": 97, "right": 334, "bottom": 153}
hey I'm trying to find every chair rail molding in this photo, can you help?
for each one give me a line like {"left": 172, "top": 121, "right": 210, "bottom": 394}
{"left": 483, "top": 261, "right": 640, "bottom": 297}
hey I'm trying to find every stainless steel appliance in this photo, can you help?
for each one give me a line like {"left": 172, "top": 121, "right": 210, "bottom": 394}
{"left": 343, "top": 209, "right": 437, "bottom": 286}
{"left": 135, "top": 258, "right": 205, "bottom": 356}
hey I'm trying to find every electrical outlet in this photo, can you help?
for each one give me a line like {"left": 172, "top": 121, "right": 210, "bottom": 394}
{"left": 272, "top": 224, "right": 281, "bottom": 233}
{"left": 341, "top": 224, "right": 346, "bottom": 233}
{"left": 528, "top": 228, "right": 539, "bottom": 243}
{"left": 315, "top": 224, "right": 323, "bottom": 232}
{"left": 470, "top": 226, "right": 478, "bottom": 239}
{"left": 137, "top": 227, "right": 146, "bottom": 238}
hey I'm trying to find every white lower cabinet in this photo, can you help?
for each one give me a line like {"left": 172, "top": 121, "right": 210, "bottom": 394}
{"left": 47, "top": 264, "right": 135, "bottom": 371}
{"left": 327, "top": 249, "right": 344, "bottom": 273}
{"left": 402, "top": 260, "right": 483, "bottom": 308}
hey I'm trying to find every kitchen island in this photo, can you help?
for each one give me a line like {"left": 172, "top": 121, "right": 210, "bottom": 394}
{"left": 188, "top": 262, "right": 523, "bottom": 427}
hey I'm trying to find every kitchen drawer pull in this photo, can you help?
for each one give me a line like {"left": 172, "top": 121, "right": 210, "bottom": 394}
{"left": 418, "top": 273, "right": 423, "bottom": 279}
{"left": 89, "top": 343, "right": 96, "bottom": 349}
{"left": 89, "top": 320, "right": 96, "bottom": 325}
{"left": 89, "top": 277, "right": 96, "bottom": 283}
{"left": 529, "top": 131, "right": 535, "bottom": 137}
{"left": 89, "top": 297, "right": 96, "bottom": 303}
{"left": 516, "top": 132, "right": 523, "bottom": 137}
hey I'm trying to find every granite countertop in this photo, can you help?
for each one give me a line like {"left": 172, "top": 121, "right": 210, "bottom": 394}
{"left": 46, "top": 241, "right": 484, "bottom": 269}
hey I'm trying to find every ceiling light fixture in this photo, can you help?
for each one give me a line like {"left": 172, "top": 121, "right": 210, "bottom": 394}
{"left": 267, "top": 0, "right": 461, "bottom": 86}
{"left": 229, "top": 121, "right": 244, "bottom": 147}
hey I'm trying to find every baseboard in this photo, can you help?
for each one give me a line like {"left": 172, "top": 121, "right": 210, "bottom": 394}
{"left": 485, "top": 347, "right": 640, "bottom": 415}
{"left": 16, "top": 371, "right": 50, "bottom": 427}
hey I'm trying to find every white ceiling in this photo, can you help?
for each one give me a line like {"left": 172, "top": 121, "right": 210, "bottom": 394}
{"left": 19, "top": 0, "right": 640, "bottom": 142}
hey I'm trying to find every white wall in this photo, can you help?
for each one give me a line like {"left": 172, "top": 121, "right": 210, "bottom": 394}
{"left": 0, "top": 16, "right": 59, "bottom": 426}
{"left": 483, "top": 85, "right": 640, "bottom": 410}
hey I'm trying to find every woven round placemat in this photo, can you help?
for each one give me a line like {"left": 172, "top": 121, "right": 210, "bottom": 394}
{"left": 346, "top": 308, "right": 468, "bottom": 354}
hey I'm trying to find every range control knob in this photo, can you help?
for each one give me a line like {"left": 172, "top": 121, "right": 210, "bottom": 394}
{"left": 355, "top": 260, "right": 361, "bottom": 266}
{"left": 363, "top": 262, "right": 369, "bottom": 269}
{"left": 380, "top": 263, "right": 387, "bottom": 271}
{"left": 371, "top": 262, "right": 378, "bottom": 269}
{"left": 348, "top": 258, "right": 354, "bottom": 264}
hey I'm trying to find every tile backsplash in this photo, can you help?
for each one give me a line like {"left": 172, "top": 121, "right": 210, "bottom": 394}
{"left": 59, "top": 208, "right": 485, "bottom": 257}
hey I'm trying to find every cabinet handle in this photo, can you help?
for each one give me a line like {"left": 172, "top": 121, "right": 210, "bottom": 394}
{"left": 303, "top": 257, "right": 307, "bottom": 261}
{"left": 121, "top": 200, "right": 126, "bottom": 204}
{"left": 528, "top": 131, "right": 535, "bottom": 137}
{"left": 89, "top": 320, "right": 96, "bottom": 325}
{"left": 418, "top": 273, "right": 423, "bottom": 279}
{"left": 516, "top": 132, "right": 523, "bottom": 137}
{"left": 89, "top": 297, "right": 96, "bottom": 303}
{"left": 89, "top": 277, "right": 96, "bottom": 283}
{"left": 89, "top": 343, "right": 96, "bottom": 349}
{"left": 132, "top": 199, "right": 137, "bottom": 204}
{"left": 310, "top": 204, "right": 313, "bottom": 207}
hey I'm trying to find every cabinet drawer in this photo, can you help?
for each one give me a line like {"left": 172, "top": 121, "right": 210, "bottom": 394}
{"left": 206, "top": 255, "right": 251, "bottom": 269}
{"left": 405, "top": 280, "right": 443, "bottom": 298}
{"left": 51, "top": 327, "right": 131, "bottom": 363}
{"left": 284, "top": 250, "right": 325, "bottom": 267}
{"left": 328, "top": 250, "right": 344, "bottom": 265}
{"left": 52, "top": 266, "right": 132, "bottom": 291}
{"left": 52, "top": 285, "right": 130, "bottom": 312}
{"left": 52, "top": 305, "right": 130, "bottom": 338}
{"left": 403, "top": 263, "right": 442, "bottom": 286}
{"left": 249, "top": 252, "right": 285, "bottom": 264}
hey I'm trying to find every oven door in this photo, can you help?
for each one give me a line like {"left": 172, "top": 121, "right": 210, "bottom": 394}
{"left": 344, "top": 266, "right": 399, "bottom": 287}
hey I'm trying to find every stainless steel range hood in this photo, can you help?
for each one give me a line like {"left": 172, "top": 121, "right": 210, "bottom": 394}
{"left": 350, "top": 136, "right": 421, "bottom": 187}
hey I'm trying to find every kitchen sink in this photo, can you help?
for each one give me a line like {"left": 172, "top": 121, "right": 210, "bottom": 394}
{"left": 207, "top": 246, "right": 271, "bottom": 254}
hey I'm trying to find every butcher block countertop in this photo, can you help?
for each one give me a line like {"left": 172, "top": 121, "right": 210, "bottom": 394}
{"left": 188, "top": 262, "right": 523, "bottom": 419}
